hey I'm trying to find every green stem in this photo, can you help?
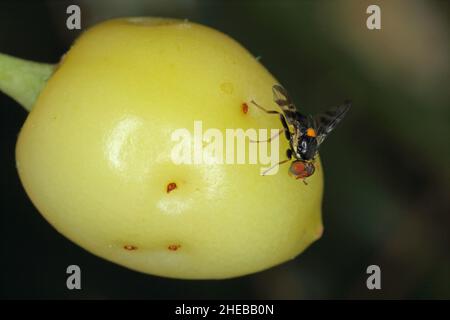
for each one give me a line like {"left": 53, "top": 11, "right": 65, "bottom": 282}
{"left": 0, "top": 53, "right": 55, "bottom": 112}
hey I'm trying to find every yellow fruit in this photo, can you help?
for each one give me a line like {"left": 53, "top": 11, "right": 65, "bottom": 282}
{"left": 15, "top": 17, "right": 323, "bottom": 279}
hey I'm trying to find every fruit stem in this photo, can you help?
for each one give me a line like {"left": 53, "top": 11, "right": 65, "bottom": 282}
{"left": 0, "top": 53, "right": 55, "bottom": 112}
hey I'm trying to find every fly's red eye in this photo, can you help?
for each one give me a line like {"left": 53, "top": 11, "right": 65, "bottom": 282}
{"left": 292, "top": 162, "right": 305, "bottom": 174}
{"left": 289, "top": 161, "right": 306, "bottom": 177}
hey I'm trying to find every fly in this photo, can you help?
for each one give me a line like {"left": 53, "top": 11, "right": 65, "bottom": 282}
{"left": 251, "top": 84, "right": 351, "bottom": 184}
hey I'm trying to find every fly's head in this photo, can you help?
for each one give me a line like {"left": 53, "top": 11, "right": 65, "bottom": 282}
{"left": 288, "top": 160, "right": 315, "bottom": 180}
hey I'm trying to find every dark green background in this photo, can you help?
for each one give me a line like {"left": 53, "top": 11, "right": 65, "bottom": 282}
{"left": 1, "top": 0, "right": 449, "bottom": 299}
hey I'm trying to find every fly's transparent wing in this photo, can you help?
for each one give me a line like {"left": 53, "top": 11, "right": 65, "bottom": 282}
{"left": 314, "top": 100, "right": 351, "bottom": 146}
{"left": 272, "top": 84, "right": 298, "bottom": 124}
{"left": 272, "top": 85, "right": 297, "bottom": 112}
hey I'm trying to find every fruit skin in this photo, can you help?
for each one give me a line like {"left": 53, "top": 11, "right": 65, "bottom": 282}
{"left": 15, "top": 17, "right": 323, "bottom": 279}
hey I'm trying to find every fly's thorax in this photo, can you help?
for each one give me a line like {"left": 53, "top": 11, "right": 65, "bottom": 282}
{"left": 293, "top": 131, "right": 318, "bottom": 161}
{"left": 303, "top": 135, "right": 318, "bottom": 160}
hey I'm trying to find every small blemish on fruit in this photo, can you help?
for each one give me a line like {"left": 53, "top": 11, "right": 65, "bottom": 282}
{"left": 168, "top": 244, "right": 181, "bottom": 251}
{"left": 242, "top": 102, "right": 248, "bottom": 114}
{"left": 124, "top": 245, "right": 137, "bottom": 251}
{"left": 167, "top": 182, "right": 177, "bottom": 193}
{"left": 316, "top": 225, "right": 324, "bottom": 239}
{"left": 220, "top": 82, "right": 234, "bottom": 95}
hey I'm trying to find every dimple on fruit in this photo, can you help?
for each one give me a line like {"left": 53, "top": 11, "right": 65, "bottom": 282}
{"left": 7, "top": 17, "right": 324, "bottom": 279}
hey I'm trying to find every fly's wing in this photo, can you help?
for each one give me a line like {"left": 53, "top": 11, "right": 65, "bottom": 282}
{"left": 314, "top": 100, "right": 351, "bottom": 146}
{"left": 272, "top": 84, "right": 299, "bottom": 125}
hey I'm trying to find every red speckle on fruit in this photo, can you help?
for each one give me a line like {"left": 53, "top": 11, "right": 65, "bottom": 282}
{"left": 124, "top": 245, "right": 137, "bottom": 251}
{"left": 167, "top": 182, "right": 177, "bottom": 193}
{"left": 242, "top": 102, "right": 248, "bottom": 114}
{"left": 168, "top": 244, "right": 181, "bottom": 251}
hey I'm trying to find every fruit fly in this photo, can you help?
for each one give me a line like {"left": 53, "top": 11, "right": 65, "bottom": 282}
{"left": 251, "top": 84, "right": 350, "bottom": 184}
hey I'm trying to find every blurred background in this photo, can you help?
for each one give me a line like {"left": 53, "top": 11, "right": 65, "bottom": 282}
{"left": 1, "top": 0, "right": 449, "bottom": 299}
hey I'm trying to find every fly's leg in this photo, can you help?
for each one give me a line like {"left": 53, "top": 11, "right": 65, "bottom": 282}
{"left": 286, "top": 149, "right": 292, "bottom": 159}
{"left": 261, "top": 159, "right": 290, "bottom": 176}
{"left": 250, "top": 99, "right": 281, "bottom": 115}
{"left": 249, "top": 128, "right": 282, "bottom": 143}
{"left": 250, "top": 100, "right": 291, "bottom": 141}
{"left": 279, "top": 115, "right": 291, "bottom": 141}
{"left": 261, "top": 149, "right": 292, "bottom": 176}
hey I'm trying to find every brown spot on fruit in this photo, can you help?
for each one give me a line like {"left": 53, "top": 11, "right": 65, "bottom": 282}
{"left": 167, "top": 182, "right": 177, "bottom": 193}
{"left": 124, "top": 245, "right": 137, "bottom": 251}
{"left": 168, "top": 244, "right": 181, "bottom": 251}
{"left": 242, "top": 102, "right": 248, "bottom": 114}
